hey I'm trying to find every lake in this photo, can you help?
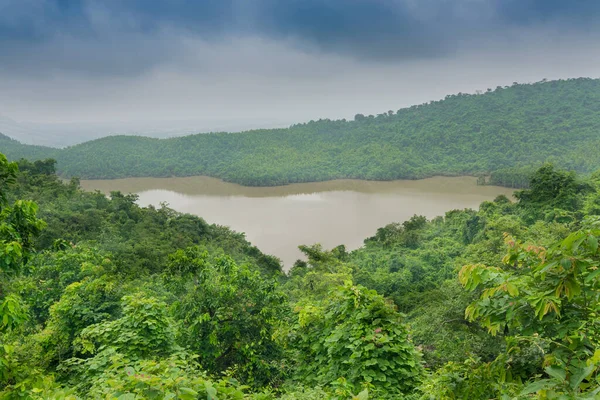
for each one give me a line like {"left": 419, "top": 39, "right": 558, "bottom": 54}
{"left": 80, "top": 176, "right": 514, "bottom": 269}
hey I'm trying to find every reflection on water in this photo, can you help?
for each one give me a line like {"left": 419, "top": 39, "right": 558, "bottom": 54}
{"left": 81, "top": 176, "right": 514, "bottom": 269}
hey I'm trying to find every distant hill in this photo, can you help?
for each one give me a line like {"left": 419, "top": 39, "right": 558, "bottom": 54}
{"left": 0, "top": 133, "right": 57, "bottom": 161}
{"left": 2, "top": 78, "right": 600, "bottom": 187}
{"left": 0, "top": 115, "right": 294, "bottom": 148}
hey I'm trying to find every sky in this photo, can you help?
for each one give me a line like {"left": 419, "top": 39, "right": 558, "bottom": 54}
{"left": 1, "top": 0, "right": 600, "bottom": 143}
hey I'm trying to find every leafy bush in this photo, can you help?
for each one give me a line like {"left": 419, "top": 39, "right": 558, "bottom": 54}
{"left": 292, "top": 283, "right": 423, "bottom": 397}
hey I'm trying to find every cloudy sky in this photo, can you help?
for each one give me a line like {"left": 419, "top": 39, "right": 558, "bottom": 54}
{"left": 1, "top": 0, "right": 599, "bottom": 138}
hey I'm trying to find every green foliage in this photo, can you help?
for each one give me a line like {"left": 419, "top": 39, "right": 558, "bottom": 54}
{"left": 352, "top": 211, "right": 473, "bottom": 312}
{"left": 284, "top": 244, "right": 354, "bottom": 303}
{"left": 292, "top": 282, "right": 423, "bottom": 397}
{"left": 82, "top": 352, "right": 251, "bottom": 399}
{"left": 77, "top": 292, "right": 176, "bottom": 358}
{"left": 515, "top": 163, "right": 591, "bottom": 216}
{"left": 408, "top": 281, "right": 502, "bottom": 369}
{"left": 0, "top": 154, "right": 18, "bottom": 206}
{"left": 0, "top": 200, "right": 46, "bottom": 273}
{"left": 4, "top": 79, "right": 600, "bottom": 186}
{"left": 168, "top": 249, "right": 287, "bottom": 387}
{"left": 488, "top": 165, "right": 537, "bottom": 188}
{"left": 2, "top": 153, "right": 600, "bottom": 397}
{"left": 0, "top": 296, "right": 27, "bottom": 332}
{"left": 34, "top": 273, "right": 124, "bottom": 367}
{"left": 0, "top": 154, "right": 46, "bottom": 276}
{"left": 11, "top": 246, "right": 112, "bottom": 326}
{"left": 418, "top": 356, "right": 521, "bottom": 399}
{"left": 456, "top": 219, "right": 600, "bottom": 397}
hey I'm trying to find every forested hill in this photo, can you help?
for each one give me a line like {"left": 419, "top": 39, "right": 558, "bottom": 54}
{"left": 2, "top": 154, "right": 600, "bottom": 398}
{"left": 0, "top": 132, "right": 57, "bottom": 160}
{"left": 2, "top": 78, "right": 600, "bottom": 186}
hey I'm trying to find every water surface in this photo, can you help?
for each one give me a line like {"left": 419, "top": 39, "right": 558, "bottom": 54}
{"left": 80, "top": 176, "right": 514, "bottom": 268}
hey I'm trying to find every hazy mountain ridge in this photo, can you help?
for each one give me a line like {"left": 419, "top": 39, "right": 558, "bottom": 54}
{"left": 0, "top": 116, "right": 294, "bottom": 148}
{"left": 2, "top": 78, "right": 599, "bottom": 187}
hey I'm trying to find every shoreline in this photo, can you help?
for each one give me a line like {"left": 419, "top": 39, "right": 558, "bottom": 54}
{"left": 79, "top": 175, "right": 516, "bottom": 198}
{"left": 72, "top": 173, "right": 490, "bottom": 187}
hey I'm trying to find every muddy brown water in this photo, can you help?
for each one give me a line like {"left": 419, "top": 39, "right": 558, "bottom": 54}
{"left": 80, "top": 176, "right": 514, "bottom": 269}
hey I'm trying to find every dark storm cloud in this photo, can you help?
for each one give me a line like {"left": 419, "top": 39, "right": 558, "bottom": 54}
{"left": 496, "top": 0, "right": 600, "bottom": 24}
{"left": 0, "top": 0, "right": 599, "bottom": 76}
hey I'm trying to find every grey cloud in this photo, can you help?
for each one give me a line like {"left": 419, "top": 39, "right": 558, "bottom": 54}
{"left": 1, "top": 0, "right": 599, "bottom": 78}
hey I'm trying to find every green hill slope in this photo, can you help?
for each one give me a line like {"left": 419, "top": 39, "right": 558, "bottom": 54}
{"left": 2, "top": 78, "right": 600, "bottom": 186}
{"left": 0, "top": 132, "right": 58, "bottom": 160}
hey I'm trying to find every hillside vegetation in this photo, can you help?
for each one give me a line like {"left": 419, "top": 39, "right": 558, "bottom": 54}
{"left": 1, "top": 152, "right": 600, "bottom": 398}
{"left": 2, "top": 78, "right": 600, "bottom": 187}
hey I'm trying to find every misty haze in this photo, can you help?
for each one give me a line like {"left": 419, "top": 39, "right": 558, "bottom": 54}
{"left": 1, "top": 1, "right": 600, "bottom": 398}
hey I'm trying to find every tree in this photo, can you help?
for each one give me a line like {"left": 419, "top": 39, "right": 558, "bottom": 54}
{"left": 0, "top": 154, "right": 46, "bottom": 391}
{"left": 515, "top": 163, "right": 589, "bottom": 212}
{"left": 458, "top": 218, "right": 600, "bottom": 397}
{"left": 166, "top": 248, "right": 287, "bottom": 387}
{"left": 0, "top": 154, "right": 17, "bottom": 207}
{"left": 0, "top": 154, "right": 46, "bottom": 275}
{"left": 292, "top": 282, "right": 423, "bottom": 397}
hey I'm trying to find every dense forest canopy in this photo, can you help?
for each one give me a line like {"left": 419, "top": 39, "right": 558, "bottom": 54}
{"left": 1, "top": 149, "right": 600, "bottom": 398}
{"left": 2, "top": 78, "right": 600, "bottom": 187}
